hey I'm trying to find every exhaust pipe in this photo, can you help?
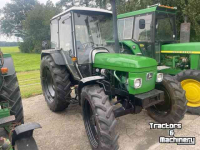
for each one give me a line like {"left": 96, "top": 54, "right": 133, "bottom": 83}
{"left": 110, "top": 0, "right": 120, "bottom": 53}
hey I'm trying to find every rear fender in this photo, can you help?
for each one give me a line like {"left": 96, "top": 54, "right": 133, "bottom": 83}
{"left": 78, "top": 76, "right": 105, "bottom": 105}
{"left": 2, "top": 56, "right": 15, "bottom": 76}
{"left": 41, "top": 49, "right": 65, "bottom": 65}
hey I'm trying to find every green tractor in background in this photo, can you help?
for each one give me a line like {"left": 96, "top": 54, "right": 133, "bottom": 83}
{"left": 40, "top": 1, "right": 186, "bottom": 149}
{"left": 0, "top": 49, "right": 41, "bottom": 149}
{"left": 117, "top": 4, "right": 200, "bottom": 114}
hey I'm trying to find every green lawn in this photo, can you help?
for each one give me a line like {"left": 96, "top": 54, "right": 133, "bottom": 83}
{"left": 17, "top": 70, "right": 42, "bottom": 98}
{"left": 1, "top": 47, "right": 40, "bottom": 72}
{"left": 0, "top": 47, "right": 42, "bottom": 98}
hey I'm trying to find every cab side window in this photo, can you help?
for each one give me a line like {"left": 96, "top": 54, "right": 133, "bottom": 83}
{"left": 118, "top": 17, "right": 134, "bottom": 40}
{"left": 59, "top": 14, "right": 72, "bottom": 51}
{"left": 134, "top": 14, "right": 152, "bottom": 42}
{"left": 50, "top": 19, "right": 59, "bottom": 49}
{"left": 123, "top": 17, "right": 134, "bottom": 39}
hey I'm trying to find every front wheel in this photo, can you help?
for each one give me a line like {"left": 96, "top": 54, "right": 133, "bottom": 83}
{"left": 81, "top": 85, "right": 119, "bottom": 150}
{"left": 147, "top": 75, "right": 187, "bottom": 123}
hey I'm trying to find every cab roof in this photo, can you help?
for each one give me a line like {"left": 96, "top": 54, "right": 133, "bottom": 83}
{"left": 118, "top": 6, "right": 176, "bottom": 19}
{"left": 51, "top": 7, "right": 112, "bottom": 20}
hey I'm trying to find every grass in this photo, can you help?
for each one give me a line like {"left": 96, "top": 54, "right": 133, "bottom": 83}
{"left": 1, "top": 47, "right": 41, "bottom": 72}
{"left": 17, "top": 70, "right": 42, "bottom": 98}
{"left": 0, "top": 47, "right": 42, "bottom": 98}
{"left": 0, "top": 47, "right": 20, "bottom": 53}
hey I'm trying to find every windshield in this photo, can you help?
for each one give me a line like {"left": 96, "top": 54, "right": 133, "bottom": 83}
{"left": 155, "top": 13, "right": 176, "bottom": 41}
{"left": 74, "top": 12, "right": 114, "bottom": 64}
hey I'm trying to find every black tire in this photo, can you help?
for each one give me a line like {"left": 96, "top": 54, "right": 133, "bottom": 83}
{"left": 176, "top": 70, "right": 200, "bottom": 115}
{"left": 81, "top": 85, "right": 119, "bottom": 150}
{"left": 0, "top": 73, "right": 24, "bottom": 124}
{"left": 40, "top": 55, "right": 71, "bottom": 112}
{"left": 147, "top": 75, "right": 187, "bottom": 123}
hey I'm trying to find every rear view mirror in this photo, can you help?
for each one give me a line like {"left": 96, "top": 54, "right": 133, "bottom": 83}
{"left": 42, "top": 41, "right": 48, "bottom": 50}
{"left": 139, "top": 19, "right": 145, "bottom": 29}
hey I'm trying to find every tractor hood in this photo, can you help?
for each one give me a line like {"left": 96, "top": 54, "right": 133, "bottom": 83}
{"left": 93, "top": 53, "right": 157, "bottom": 73}
{"left": 161, "top": 42, "right": 200, "bottom": 54}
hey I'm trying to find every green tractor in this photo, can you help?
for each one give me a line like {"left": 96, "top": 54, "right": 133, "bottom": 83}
{"left": 40, "top": 2, "right": 186, "bottom": 149}
{"left": 117, "top": 4, "right": 200, "bottom": 114}
{"left": 0, "top": 49, "right": 41, "bottom": 149}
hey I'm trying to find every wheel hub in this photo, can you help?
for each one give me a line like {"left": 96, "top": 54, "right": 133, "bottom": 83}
{"left": 43, "top": 68, "right": 56, "bottom": 103}
{"left": 181, "top": 79, "right": 200, "bottom": 107}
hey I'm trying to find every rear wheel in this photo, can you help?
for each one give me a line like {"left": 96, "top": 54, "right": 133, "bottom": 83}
{"left": 0, "top": 73, "right": 24, "bottom": 124}
{"left": 147, "top": 75, "right": 187, "bottom": 123}
{"left": 176, "top": 70, "right": 200, "bottom": 115}
{"left": 40, "top": 55, "right": 71, "bottom": 112}
{"left": 81, "top": 85, "right": 119, "bottom": 150}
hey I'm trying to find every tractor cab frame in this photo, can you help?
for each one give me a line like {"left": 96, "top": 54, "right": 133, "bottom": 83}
{"left": 49, "top": 7, "right": 114, "bottom": 80}
{"left": 118, "top": 5, "right": 177, "bottom": 63}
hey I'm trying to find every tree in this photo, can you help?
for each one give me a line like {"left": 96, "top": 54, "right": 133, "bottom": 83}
{"left": 0, "top": 0, "right": 37, "bottom": 38}
{"left": 181, "top": 0, "right": 200, "bottom": 41}
{"left": 21, "top": 0, "right": 61, "bottom": 53}
{"left": 56, "top": 0, "right": 109, "bottom": 9}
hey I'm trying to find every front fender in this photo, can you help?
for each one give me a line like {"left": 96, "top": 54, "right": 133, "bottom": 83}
{"left": 12, "top": 123, "right": 41, "bottom": 146}
{"left": 78, "top": 76, "right": 105, "bottom": 105}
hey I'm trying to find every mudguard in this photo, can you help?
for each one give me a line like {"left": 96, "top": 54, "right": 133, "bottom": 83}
{"left": 41, "top": 49, "right": 65, "bottom": 65}
{"left": 12, "top": 123, "right": 41, "bottom": 146}
{"left": 78, "top": 76, "right": 105, "bottom": 105}
{"left": 2, "top": 56, "right": 15, "bottom": 76}
{"left": 14, "top": 137, "right": 38, "bottom": 150}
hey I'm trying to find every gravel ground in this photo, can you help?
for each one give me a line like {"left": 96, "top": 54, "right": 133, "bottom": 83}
{"left": 23, "top": 95, "right": 200, "bottom": 150}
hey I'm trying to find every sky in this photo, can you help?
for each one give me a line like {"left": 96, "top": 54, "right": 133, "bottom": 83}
{"left": 0, "top": 0, "right": 60, "bottom": 42}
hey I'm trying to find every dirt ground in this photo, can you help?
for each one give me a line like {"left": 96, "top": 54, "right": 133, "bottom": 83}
{"left": 23, "top": 95, "right": 200, "bottom": 150}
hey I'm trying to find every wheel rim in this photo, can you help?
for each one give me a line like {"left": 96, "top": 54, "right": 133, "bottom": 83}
{"left": 181, "top": 79, "right": 200, "bottom": 107}
{"left": 152, "top": 85, "right": 172, "bottom": 115}
{"left": 83, "top": 99, "right": 99, "bottom": 148}
{"left": 42, "top": 67, "right": 55, "bottom": 103}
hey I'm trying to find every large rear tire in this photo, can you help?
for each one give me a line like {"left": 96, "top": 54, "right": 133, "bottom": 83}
{"left": 81, "top": 85, "right": 119, "bottom": 150}
{"left": 176, "top": 70, "right": 200, "bottom": 115}
{"left": 40, "top": 55, "right": 71, "bottom": 112}
{"left": 0, "top": 73, "right": 24, "bottom": 124}
{"left": 147, "top": 75, "right": 187, "bottom": 123}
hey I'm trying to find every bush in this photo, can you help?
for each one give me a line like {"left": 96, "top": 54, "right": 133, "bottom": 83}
{"left": 19, "top": 39, "right": 34, "bottom": 53}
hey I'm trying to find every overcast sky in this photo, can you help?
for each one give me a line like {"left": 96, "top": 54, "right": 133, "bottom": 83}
{"left": 0, "top": 0, "right": 60, "bottom": 42}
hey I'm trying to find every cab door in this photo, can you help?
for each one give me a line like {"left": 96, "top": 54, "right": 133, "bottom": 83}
{"left": 133, "top": 13, "right": 156, "bottom": 60}
{"left": 59, "top": 13, "right": 80, "bottom": 80}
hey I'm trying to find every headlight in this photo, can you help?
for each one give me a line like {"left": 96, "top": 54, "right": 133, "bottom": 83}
{"left": 134, "top": 78, "right": 142, "bottom": 89}
{"left": 156, "top": 73, "right": 163, "bottom": 82}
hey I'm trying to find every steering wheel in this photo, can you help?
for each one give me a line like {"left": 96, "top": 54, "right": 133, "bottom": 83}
{"left": 82, "top": 42, "right": 94, "bottom": 50}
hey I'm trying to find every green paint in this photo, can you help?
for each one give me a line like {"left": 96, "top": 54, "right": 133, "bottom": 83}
{"left": 128, "top": 71, "right": 157, "bottom": 94}
{"left": 121, "top": 41, "right": 141, "bottom": 54}
{"left": 106, "top": 40, "right": 141, "bottom": 54}
{"left": 94, "top": 53, "right": 157, "bottom": 73}
{"left": 118, "top": 7, "right": 157, "bottom": 19}
{"left": 3, "top": 54, "right": 11, "bottom": 58}
{"left": 118, "top": 6, "right": 176, "bottom": 19}
{"left": 161, "top": 42, "right": 200, "bottom": 52}
{"left": 190, "top": 55, "right": 200, "bottom": 70}
{"left": 158, "top": 68, "right": 182, "bottom": 75}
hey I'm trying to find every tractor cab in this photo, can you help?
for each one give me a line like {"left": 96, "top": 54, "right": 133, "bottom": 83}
{"left": 117, "top": 4, "right": 177, "bottom": 63}
{"left": 50, "top": 7, "right": 115, "bottom": 79}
